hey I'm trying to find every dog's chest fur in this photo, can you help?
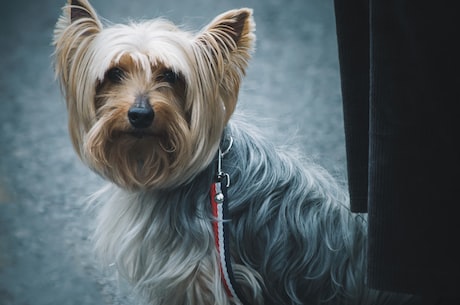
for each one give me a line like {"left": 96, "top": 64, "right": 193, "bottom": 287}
{"left": 91, "top": 123, "right": 379, "bottom": 305}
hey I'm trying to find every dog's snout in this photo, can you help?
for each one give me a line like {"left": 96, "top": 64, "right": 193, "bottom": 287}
{"left": 128, "top": 96, "right": 154, "bottom": 129}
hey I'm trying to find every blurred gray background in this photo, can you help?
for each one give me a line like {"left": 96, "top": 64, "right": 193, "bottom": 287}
{"left": 0, "top": 0, "right": 345, "bottom": 304}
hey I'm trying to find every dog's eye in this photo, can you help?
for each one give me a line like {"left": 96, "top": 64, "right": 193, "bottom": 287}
{"left": 106, "top": 67, "right": 125, "bottom": 83}
{"left": 159, "top": 70, "right": 179, "bottom": 84}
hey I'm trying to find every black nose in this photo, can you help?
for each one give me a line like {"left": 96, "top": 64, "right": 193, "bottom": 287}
{"left": 128, "top": 96, "right": 154, "bottom": 128}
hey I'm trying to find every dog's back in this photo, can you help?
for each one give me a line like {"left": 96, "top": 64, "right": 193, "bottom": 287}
{"left": 222, "top": 118, "right": 419, "bottom": 305}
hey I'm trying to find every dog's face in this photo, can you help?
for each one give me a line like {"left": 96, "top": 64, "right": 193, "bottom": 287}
{"left": 54, "top": 0, "right": 255, "bottom": 190}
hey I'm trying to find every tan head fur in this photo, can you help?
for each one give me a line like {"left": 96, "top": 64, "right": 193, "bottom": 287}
{"left": 53, "top": 0, "right": 255, "bottom": 190}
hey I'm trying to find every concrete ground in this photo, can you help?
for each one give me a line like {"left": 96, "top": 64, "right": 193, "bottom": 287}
{"left": 0, "top": 0, "right": 345, "bottom": 304}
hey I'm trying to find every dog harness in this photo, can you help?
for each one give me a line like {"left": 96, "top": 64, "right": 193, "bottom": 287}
{"left": 210, "top": 137, "right": 250, "bottom": 305}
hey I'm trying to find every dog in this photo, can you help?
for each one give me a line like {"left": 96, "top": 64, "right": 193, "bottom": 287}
{"left": 53, "top": 1, "right": 419, "bottom": 304}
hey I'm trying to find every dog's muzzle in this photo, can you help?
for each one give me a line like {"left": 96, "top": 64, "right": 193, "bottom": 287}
{"left": 128, "top": 95, "right": 154, "bottom": 129}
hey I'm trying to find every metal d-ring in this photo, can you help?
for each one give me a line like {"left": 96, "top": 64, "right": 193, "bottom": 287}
{"left": 217, "top": 136, "right": 233, "bottom": 188}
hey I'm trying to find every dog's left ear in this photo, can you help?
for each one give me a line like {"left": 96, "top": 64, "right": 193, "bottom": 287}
{"left": 197, "top": 8, "right": 255, "bottom": 55}
{"left": 195, "top": 8, "right": 256, "bottom": 122}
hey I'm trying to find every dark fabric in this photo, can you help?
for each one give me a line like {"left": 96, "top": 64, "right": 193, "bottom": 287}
{"left": 334, "top": 0, "right": 370, "bottom": 213}
{"left": 334, "top": 0, "right": 460, "bottom": 299}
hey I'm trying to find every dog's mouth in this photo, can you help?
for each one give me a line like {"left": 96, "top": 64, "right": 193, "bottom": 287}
{"left": 109, "top": 129, "right": 176, "bottom": 153}
{"left": 110, "top": 129, "right": 159, "bottom": 140}
{"left": 127, "top": 129, "right": 156, "bottom": 139}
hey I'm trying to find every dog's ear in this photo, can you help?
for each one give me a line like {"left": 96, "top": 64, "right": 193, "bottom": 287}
{"left": 69, "top": 0, "right": 98, "bottom": 23}
{"left": 56, "top": 0, "right": 102, "bottom": 36}
{"left": 197, "top": 8, "right": 255, "bottom": 56}
{"left": 195, "top": 8, "right": 256, "bottom": 122}
{"left": 54, "top": 0, "right": 102, "bottom": 84}
{"left": 53, "top": 0, "right": 103, "bottom": 158}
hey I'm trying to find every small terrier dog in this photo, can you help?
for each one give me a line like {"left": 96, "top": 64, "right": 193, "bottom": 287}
{"left": 53, "top": 1, "right": 417, "bottom": 304}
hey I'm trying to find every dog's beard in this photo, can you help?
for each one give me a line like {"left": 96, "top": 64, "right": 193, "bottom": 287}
{"left": 84, "top": 100, "right": 192, "bottom": 190}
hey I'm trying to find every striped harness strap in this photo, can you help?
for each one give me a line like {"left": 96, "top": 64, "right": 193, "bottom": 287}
{"left": 209, "top": 137, "right": 249, "bottom": 305}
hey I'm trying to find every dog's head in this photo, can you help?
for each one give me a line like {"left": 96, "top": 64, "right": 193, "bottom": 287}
{"left": 53, "top": 0, "right": 255, "bottom": 190}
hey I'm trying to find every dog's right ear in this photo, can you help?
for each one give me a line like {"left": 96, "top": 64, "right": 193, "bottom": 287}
{"left": 53, "top": 0, "right": 103, "bottom": 157}
{"left": 53, "top": 0, "right": 102, "bottom": 90}
{"left": 69, "top": 0, "right": 96, "bottom": 22}
{"left": 55, "top": 0, "right": 102, "bottom": 39}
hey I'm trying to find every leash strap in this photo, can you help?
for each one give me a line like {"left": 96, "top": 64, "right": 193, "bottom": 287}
{"left": 209, "top": 138, "right": 250, "bottom": 305}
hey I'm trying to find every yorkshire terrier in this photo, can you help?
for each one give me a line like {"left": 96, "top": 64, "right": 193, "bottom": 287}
{"left": 53, "top": 1, "right": 419, "bottom": 304}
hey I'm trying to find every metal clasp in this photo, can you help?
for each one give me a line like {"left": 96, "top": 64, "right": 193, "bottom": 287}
{"left": 216, "top": 136, "right": 233, "bottom": 188}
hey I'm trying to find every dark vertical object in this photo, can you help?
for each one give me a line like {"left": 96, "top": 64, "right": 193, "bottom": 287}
{"left": 333, "top": 0, "right": 370, "bottom": 213}
{"left": 334, "top": 0, "right": 460, "bottom": 301}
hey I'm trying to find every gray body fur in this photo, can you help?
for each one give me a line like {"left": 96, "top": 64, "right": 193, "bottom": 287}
{"left": 92, "top": 116, "right": 417, "bottom": 305}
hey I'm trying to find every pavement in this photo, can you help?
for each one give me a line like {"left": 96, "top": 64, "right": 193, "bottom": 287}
{"left": 0, "top": 0, "right": 345, "bottom": 304}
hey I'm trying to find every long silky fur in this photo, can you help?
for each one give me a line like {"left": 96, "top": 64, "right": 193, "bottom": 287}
{"left": 91, "top": 115, "right": 415, "bottom": 305}
{"left": 54, "top": 2, "right": 417, "bottom": 304}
